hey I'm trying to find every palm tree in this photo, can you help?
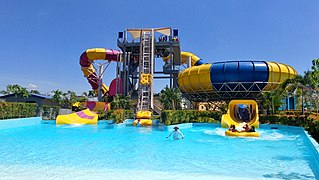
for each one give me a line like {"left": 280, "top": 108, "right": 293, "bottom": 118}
{"left": 260, "top": 72, "right": 309, "bottom": 115}
{"left": 30, "top": 90, "right": 40, "bottom": 94}
{"left": 88, "top": 90, "right": 96, "bottom": 97}
{"left": 63, "top": 91, "right": 77, "bottom": 108}
{"left": 51, "top": 89, "right": 63, "bottom": 105}
{"left": 280, "top": 73, "right": 314, "bottom": 115}
{"left": 308, "top": 59, "right": 319, "bottom": 89}
{"left": 261, "top": 88, "right": 285, "bottom": 115}
{"left": 159, "top": 87, "right": 174, "bottom": 110}
{"left": 1, "top": 84, "right": 30, "bottom": 98}
{"left": 305, "top": 59, "right": 319, "bottom": 113}
{"left": 159, "top": 87, "right": 182, "bottom": 110}
{"left": 111, "top": 95, "right": 132, "bottom": 110}
{"left": 82, "top": 92, "right": 88, "bottom": 99}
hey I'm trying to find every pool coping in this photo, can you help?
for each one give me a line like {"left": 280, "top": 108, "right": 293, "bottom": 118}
{"left": 305, "top": 130, "right": 319, "bottom": 154}
{"left": 303, "top": 129, "right": 319, "bottom": 179}
{"left": 0, "top": 117, "right": 42, "bottom": 130}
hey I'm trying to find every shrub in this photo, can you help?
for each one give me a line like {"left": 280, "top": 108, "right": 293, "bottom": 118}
{"left": 161, "top": 110, "right": 222, "bottom": 125}
{"left": 0, "top": 102, "right": 37, "bottom": 119}
{"left": 106, "top": 109, "right": 134, "bottom": 124}
{"left": 40, "top": 105, "right": 60, "bottom": 120}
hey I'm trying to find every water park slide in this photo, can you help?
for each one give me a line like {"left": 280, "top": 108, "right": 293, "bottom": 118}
{"left": 57, "top": 48, "right": 120, "bottom": 125}
{"left": 225, "top": 129, "right": 260, "bottom": 137}
{"left": 73, "top": 101, "right": 110, "bottom": 111}
{"left": 80, "top": 48, "right": 121, "bottom": 96}
{"left": 56, "top": 109, "right": 98, "bottom": 125}
{"left": 177, "top": 56, "right": 297, "bottom": 95}
{"left": 221, "top": 99, "right": 259, "bottom": 128}
{"left": 177, "top": 52, "right": 297, "bottom": 128}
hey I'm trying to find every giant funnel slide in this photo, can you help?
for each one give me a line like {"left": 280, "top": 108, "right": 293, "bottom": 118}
{"left": 80, "top": 48, "right": 121, "bottom": 96}
{"left": 178, "top": 52, "right": 297, "bottom": 127}
{"left": 178, "top": 56, "right": 297, "bottom": 96}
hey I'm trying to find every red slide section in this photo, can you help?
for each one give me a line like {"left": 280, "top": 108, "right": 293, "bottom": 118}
{"left": 79, "top": 48, "right": 121, "bottom": 96}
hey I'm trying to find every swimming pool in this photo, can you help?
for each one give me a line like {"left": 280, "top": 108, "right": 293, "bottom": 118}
{"left": 0, "top": 118, "right": 318, "bottom": 180}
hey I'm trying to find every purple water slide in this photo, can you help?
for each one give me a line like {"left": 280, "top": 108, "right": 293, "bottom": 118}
{"left": 79, "top": 49, "right": 121, "bottom": 94}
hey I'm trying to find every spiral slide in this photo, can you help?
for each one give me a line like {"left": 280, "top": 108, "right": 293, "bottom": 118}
{"left": 56, "top": 48, "right": 121, "bottom": 125}
{"left": 72, "top": 101, "right": 110, "bottom": 111}
{"left": 177, "top": 53, "right": 297, "bottom": 128}
{"left": 80, "top": 48, "right": 121, "bottom": 96}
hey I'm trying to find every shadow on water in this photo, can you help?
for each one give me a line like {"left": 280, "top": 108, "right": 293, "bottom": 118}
{"left": 263, "top": 171, "right": 314, "bottom": 180}
{"left": 273, "top": 155, "right": 298, "bottom": 161}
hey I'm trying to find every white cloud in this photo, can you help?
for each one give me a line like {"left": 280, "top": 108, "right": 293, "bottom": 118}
{"left": 28, "top": 83, "right": 38, "bottom": 90}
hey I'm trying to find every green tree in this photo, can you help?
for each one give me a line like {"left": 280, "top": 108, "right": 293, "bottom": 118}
{"left": 280, "top": 74, "right": 314, "bottom": 115}
{"left": 111, "top": 95, "right": 120, "bottom": 109}
{"left": 30, "top": 90, "right": 40, "bottom": 94}
{"left": 51, "top": 89, "right": 63, "bottom": 105}
{"left": 76, "top": 92, "right": 88, "bottom": 103}
{"left": 1, "top": 84, "right": 30, "bottom": 98}
{"left": 260, "top": 59, "right": 319, "bottom": 114}
{"left": 88, "top": 90, "right": 96, "bottom": 97}
{"left": 82, "top": 92, "right": 88, "bottom": 99}
{"left": 261, "top": 89, "right": 285, "bottom": 115}
{"left": 305, "top": 59, "right": 319, "bottom": 112}
{"left": 111, "top": 95, "right": 132, "bottom": 110}
{"left": 159, "top": 87, "right": 182, "bottom": 110}
{"left": 52, "top": 90, "right": 84, "bottom": 108}
{"left": 61, "top": 91, "right": 77, "bottom": 108}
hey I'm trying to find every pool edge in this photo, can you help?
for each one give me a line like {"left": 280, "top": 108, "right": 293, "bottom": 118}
{"left": 0, "top": 117, "right": 42, "bottom": 130}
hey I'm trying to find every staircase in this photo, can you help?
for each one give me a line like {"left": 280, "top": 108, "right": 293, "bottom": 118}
{"left": 137, "top": 31, "right": 152, "bottom": 112}
{"left": 153, "top": 95, "right": 163, "bottom": 115}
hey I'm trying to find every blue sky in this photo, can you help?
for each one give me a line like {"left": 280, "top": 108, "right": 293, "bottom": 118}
{"left": 0, "top": 0, "right": 318, "bottom": 95}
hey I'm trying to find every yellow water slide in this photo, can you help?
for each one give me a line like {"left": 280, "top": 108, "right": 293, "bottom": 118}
{"left": 56, "top": 48, "right": 120, "bottom": 125}
{"left": 56, "top": 109, "right": 98, "bottom": 125}
{"left": 221, "top": 100, "right": 259, "bottom": 128}
{"left": 176, "top": 52, "right": 297, "bottom": 129}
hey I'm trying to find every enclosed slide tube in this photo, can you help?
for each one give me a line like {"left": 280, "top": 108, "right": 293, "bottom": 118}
{"left": 177, "top": 52, "right": 297, "bottom": 128}
{"left": 80, "top": 48, "right": 121, "bottom": 96}
{"left": 221, "top": 99, "right": 259, "bottom": 128}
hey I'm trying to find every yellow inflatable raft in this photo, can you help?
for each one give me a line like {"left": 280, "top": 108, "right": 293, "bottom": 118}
{"left": 225, "top": 130, "right": 260, "bottom": 137}
{"left": 133, "top": 119, "right": 153, "bottom": 126}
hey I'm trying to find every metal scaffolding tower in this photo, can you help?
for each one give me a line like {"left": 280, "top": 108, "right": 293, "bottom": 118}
{"left": 117, "top": 27, "right": 181, "bottom": 115}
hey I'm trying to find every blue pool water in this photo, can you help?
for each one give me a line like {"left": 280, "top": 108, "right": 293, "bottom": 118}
{"left": 0, "top": 118, "right": 319, "bottom": 180}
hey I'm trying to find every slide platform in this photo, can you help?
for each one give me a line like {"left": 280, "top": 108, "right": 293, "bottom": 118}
{"left": 56, "top": 109, "right": 98, "bottom": 125}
